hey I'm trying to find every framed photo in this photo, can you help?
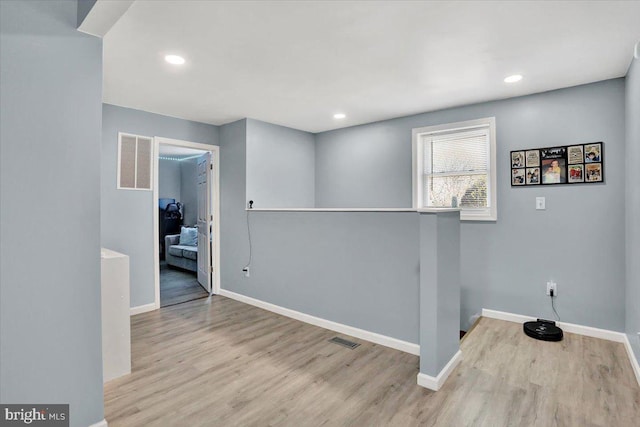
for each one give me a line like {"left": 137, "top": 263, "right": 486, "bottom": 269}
{"left": 526, "top": 167, "right": 540, "bottom": 184}
{"left": 585, "top": 163, "right": 603, "bottom": 182}
{"left": 511, "top": 142, "right": 603, "bottom": 187}
{"left": 541, "top": 158, "right": 566, "bottom": 184}
{"left": 525, "top": 150, "right": 540, "bottom": 167}
{"left": 584, "top": 143, "right": 602, "bottom": 163}
{"left": 567, "top": 145, "right": 584, "bottom": 164}
{"left": 511, "top": 151, "right": 525, "bottom": 168}
{"left": 568, "top": 164, "right": 584, "bottom": 183}
{"left": 512, "top": 168, "right": 526, "bottom": 185}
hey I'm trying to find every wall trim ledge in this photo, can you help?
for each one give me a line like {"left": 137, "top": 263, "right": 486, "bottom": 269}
{"left": 130, "top": 302, "right": 157, "bottom": 316}
{"left": 416, "top": 350, "right": 462, "bottom": 391}
{"left": 482, "top": 308, "right": 640, "bottom": 387}
{"left": 219, "top": 289, "right": 420, "bottom": 355}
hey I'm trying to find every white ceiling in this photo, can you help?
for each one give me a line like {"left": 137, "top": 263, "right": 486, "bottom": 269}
{"left": 103, "top": 1, "right": 640, "bottom": 133}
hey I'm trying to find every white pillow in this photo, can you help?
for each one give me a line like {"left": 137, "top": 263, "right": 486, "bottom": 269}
{"left": 179, "top": 226, "right": 198, "bottom": 246}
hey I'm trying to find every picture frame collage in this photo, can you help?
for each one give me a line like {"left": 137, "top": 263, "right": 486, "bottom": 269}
{"left": 511, "top": 142, "right": 604, "bottom": 186}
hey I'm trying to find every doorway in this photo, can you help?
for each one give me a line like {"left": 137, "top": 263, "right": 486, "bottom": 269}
{"left": 153, "top": 137, "right": 220, "bottom": 309}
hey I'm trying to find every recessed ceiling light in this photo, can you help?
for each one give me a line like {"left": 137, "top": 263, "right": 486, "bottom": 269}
{"left": 333, "top": 113, "right": 346, "bottom": 119}
{"left": 504, "top": 74, "right": 523, "bottom": 83}
{"left": 165, "top": 55, "right": 185, "bottom": 65}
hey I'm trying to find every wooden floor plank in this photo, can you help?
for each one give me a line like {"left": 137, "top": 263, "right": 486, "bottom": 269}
{"left": 159, "top": 261, "right": 208, "bottom": 307}
{"left": 104, "top": 296, "right": 640, "bottom": 426}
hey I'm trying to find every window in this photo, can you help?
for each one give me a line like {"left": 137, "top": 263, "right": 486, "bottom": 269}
{"left": 412, "top": 117, "right": 497, "bottom": 221}
{"left": 117, "top": 132, "right": 153, "bottom": 190}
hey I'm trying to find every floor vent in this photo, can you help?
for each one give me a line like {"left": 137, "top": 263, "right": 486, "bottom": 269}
{"left": 329, "top": 337, "right": 360, "bottom": 349}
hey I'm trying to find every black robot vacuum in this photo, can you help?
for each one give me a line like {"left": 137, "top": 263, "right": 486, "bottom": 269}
{"left": 523, "top": 319, "right": 563, "bottom": 342}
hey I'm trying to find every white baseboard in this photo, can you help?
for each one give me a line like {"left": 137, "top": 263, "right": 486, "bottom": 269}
{"left": 558, "top": 322, "right": 625, "bottom": 343}
{"left": 219, "top": 289, "right": 420, "bottom": 355}
{"left": 481, "top": 309, "right": 536, "bottom": 325}
{"left": 481, "top": 308, "right": 626, "bottom": 342}
{"left": 89, "top": 419, "right": 108, "bottom": 427}
{"left": 416, "top": 350, "right": 462, "bottom": 391}
{"left": 482, "top": 308, "right": 639, "bottom": 387}
{"left": 623, "top": 334, "right": 640, "bottom": 387}
{"left": 130, "top": 302, "right": 157, "bottom": 316}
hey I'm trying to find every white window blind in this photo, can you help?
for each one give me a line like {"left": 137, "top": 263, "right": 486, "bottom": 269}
{"left": 413, "top": 118, "right": 497, "bottom": 221}
{"left": 117, "top": 133, "right": 153, "bottom": 191}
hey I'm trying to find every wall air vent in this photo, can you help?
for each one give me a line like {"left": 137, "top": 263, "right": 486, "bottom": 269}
{"left": 117, "top": 132, "right": 153, "bottom": 190}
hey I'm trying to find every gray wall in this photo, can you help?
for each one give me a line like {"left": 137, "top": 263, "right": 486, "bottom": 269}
{"left": 228, "top": 212, "right": 421, "bottom": 343}
{"left": 315, "top": 122, "right": 412, "bottom": 208}
{"left": 625, "top": 56, "right": 640, "bottom": 363}
{"left": 315, "top": 80, "right": 627, "bottom": 332}
{"left": 220, "top": 120, "right": 249, "bottom": 295}
{"left": 246, "top": 118, "right": 316, "bottom": 208}
{"left": 180, "top": 159, "right": 198, "bottom": 226}
{"left": 101, "top": 104, "right": 219, "bottom": 307}
{"left": 77, "top": 0, "right": 96, "bottom": 27}
{"left": 158, "top": 158, "right": 199, "bottom": 226}
{"left": 158, "top": 159, "right": 181, "bottom": 202}
{"left": 220, "top": 120, "right": 421, "bottom": 342}
{"left": 0, "top": 1, "right": 104, "bottom": 426}
{"left": 419, "top": 212, "right": 461, "bottom": 376}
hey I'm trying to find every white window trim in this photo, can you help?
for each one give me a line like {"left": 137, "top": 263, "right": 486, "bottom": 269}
{"left": 412, "top": 117, "right": 497, "bottom": 221}
{"left": 117, "top": 132, "right": 153, "bottom": 191}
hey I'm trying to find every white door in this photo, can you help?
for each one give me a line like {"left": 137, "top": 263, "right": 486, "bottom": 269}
{"left": 197, "top": 153, "right": 212, "bottom": 293}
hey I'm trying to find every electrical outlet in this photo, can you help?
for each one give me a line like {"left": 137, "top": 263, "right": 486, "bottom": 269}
{"left": 536, "top": 197, "right": 546, "bottom": 210}
{"left": 546, "top": 281, "right": 557, "bottom": 296}
{"left": 242, "top": 267, "right": 250, "bottom": 278}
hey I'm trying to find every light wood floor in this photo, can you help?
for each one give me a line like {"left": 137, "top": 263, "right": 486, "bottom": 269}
{"left": 159, "top": 261, "right": 208, "bottom": 307}
{"left": 104, "top": 296, "right": 640, "bottom": 426}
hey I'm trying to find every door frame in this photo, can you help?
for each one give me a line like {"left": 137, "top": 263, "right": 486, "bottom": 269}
{"left": 153, "top": 137, "right": 220, "bottom": 309}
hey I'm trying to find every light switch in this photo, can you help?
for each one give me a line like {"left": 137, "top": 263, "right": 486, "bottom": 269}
{"left": 536, "top": 197, "right": 546, "bottom": 210}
